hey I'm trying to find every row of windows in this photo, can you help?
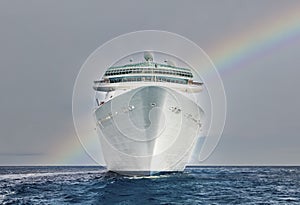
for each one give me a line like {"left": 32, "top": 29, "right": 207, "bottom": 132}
{"left": 105, "top": 68, "right": 193, "bottom": 78}
{"left": 109, "top": 76, "right": 188, "bottom": 84}
{"left": 110, "top": 63, "right": 190, "bottom": 71}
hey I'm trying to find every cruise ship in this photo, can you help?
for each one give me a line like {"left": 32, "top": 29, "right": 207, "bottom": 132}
{"left": 93, "top": 52, "right": 204, "bottom": 176}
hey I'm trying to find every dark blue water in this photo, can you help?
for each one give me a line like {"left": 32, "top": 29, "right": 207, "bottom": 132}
{"left": 0, "top": 166, "right": 299, "bottom": 204}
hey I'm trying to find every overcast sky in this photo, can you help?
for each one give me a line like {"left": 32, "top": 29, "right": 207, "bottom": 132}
{"left": 0, "top": 0, "right": 300, "bottom": 165}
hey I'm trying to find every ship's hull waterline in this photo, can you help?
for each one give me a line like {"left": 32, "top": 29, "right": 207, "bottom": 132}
{"left": 94, "top": 86, "right": 204, "bottom": 176}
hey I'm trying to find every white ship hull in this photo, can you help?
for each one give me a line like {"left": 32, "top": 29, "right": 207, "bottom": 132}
{"left": 94, "top": 86, "right": 204, "bottom": 176}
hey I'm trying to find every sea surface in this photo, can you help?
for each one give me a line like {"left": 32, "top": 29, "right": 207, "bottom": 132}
{"left": 0, "top": 166, "right": 299, "bottom": 204}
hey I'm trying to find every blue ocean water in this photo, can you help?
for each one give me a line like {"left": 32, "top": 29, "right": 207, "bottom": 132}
{"left": 0, "top": 166, "right": 299, "bottom": 204}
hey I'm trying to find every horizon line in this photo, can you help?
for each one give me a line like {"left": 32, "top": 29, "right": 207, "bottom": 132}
{"left": 1, "top": 164, "right": 300, "bottom": 167}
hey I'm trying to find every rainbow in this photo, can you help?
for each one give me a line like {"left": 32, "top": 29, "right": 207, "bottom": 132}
{"left": 209, "top": 5, "right": 300, "bottom": 76}
{"left": 53, "top": 5, "right": 300, "bottom": 165}
{"left": 46, "top": 126, "right": 101, "bottom": 165}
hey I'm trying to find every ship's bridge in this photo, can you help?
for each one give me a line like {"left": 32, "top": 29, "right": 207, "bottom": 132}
{"left": 93, "top": 53, "right": 203, "bottom": 93}
{"left": 105, "top": 62, "right": 193, "bottom": 78}
{"left": 101, "top": 61, "right": 193, "bottom": 85}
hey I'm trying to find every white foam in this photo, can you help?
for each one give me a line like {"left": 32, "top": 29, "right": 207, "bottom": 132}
{"left": 0, "top": 194, "right": 4, "bottom": 203}
{"left": 0, "top": 190, "right": 15, "bottom": 204}
{"left": 0, "top": 170, "right": 105, "bottom": 180}
{"left": 278, "top": 197, "right": 298, "bottom": 201}
{"left": 126, "top": 175, "right": 170, "bottom": 180}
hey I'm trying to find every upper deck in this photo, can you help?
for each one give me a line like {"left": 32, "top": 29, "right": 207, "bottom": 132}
{"left": 93, "top": 53, "right": 203, "bottom": 93}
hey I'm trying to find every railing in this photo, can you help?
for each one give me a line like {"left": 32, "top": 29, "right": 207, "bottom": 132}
{"left": 104, "top": 67, "right": 193, "bottom": 78}
{"left": 94, "top": 78, "right": 203, "bottom": 86}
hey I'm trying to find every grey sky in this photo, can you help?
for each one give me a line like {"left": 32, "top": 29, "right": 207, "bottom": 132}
{"left": 0, "top": 0, "right": 300, "bottom": 165}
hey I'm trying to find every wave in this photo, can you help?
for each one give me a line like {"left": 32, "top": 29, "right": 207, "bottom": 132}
{"left": 125, "top": 174, "right": 171, "bottom": 180}
{"left": 0, "top": 170, "right": 105, "bottom": 181}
